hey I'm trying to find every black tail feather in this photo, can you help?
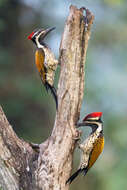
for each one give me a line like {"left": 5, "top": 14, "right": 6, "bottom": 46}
{"left": 83, "top": 168, "right": 88, "bottom": 176}
{"left": 66, "top": 168, "right": 83, "bottom": 185}
{"left": 45, "top": 82, "right": 58, "bottom": 110}
{"left": 66, "top": 168, "right": 88, "bottom": 185}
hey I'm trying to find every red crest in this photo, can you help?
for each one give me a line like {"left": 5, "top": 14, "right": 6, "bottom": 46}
{"left": 83, "top": 112, "right": 102, "bottom": 121}
{"left": 28, "top": 32, "right": 34, "bottom": 40}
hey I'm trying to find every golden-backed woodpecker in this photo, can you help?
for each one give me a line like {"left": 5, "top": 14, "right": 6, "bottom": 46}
{"left": 28, "top": 27, "right": 58, "bottom": 109}
{"left": 66, "top": 112, "right": 104, "bottom": 184}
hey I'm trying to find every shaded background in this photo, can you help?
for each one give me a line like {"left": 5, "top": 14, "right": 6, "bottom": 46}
{"left": 0, "top": 0, "right": 127, "bottom": 189}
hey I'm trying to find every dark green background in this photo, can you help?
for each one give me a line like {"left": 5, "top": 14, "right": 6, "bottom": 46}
{"left": 0, "top": 0, "right": 127, "bottom": 189}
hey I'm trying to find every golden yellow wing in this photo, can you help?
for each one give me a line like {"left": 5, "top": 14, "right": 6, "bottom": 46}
{"left": 35, "top": 49, "right": 46, "bottom": 84}
{"left": 88, "top": 136, "right": 104, "bottom": 169}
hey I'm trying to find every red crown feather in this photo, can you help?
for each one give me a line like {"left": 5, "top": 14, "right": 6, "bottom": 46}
{"left": 28, "top": 32, "right": 34, "bottom": 40}
{"left": 83, "top": 112, "right": 102, "bottom": 121}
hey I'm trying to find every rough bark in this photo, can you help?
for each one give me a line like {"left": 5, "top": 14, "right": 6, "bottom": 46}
{"left": 0, "top": 5, "right": 94, "bottom": 190}
{"left": 0, "top": 106, "right": 38, "bottom": 190}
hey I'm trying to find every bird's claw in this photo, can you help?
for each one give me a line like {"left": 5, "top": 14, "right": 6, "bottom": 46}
{"left": 73, "top": 129, "right": 82, "bottom": 141}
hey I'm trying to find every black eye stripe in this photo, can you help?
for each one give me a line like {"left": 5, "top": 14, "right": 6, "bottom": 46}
{"left": 87, "top": 118, "right": 102, "bottom": 122}
{"left": 32, "top": 29, "right": 42, "bottom": 38}
{"left": 87, "top": 119, "right": 98, "bottom": 122}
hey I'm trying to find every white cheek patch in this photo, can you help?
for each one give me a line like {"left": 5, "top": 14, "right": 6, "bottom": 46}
{"left": 32, "top": 31, "right": 39, "bottom": 39}
{"left": 36, "top": 31, "right": 45, "bottom": 48}
{"left": 36, "top": 35, "right": 43, "bottom": 48}
{"left": 97, "top": 123, "right": 103, "bottom": 133}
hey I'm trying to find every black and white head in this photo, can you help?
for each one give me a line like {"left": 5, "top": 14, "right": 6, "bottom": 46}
{"left": 28, "top": 27, "right": 55, "bottom": 48}
{"left": 77, "top": 112, "right": 103, "bottom": 133}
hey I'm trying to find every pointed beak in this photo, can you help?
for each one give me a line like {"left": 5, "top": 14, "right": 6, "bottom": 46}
{"left": 76, "top": 120, "right": 89, "bottom": 128}
{"left": 45, "top": 27, "right": 56, "bottom": 34}
{"left": 41, "top": 27, "right": 56, "bottom": 39}
{"left": 76, "top": 121, "right": 87, "bottom": 128}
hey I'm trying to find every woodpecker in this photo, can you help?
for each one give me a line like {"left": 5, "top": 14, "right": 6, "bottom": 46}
{"left": 66, "top": 112, "right": 104, "bottom": 184}
{"left": 28, "top": 27, "right": 58, "bottom": 109}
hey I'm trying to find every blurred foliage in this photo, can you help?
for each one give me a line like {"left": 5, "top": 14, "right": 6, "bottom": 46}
{"left": 0, "top": 0, "right": 127, "bottom": 189}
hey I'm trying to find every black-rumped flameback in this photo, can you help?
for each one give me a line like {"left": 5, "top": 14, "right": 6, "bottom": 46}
{"left": 28, "top": 27, "right": 58, "bottom": 109}
{"left": 66, "top": 112, "right": 104, "bottom": 184}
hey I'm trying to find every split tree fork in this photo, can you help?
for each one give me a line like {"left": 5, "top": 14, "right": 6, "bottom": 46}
{"left": 0, "top": 5, "right": 94, "bottom": 190}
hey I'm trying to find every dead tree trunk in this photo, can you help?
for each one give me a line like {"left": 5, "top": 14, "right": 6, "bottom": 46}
{"left": 0, "top": 5, "right": 94, "bottom": 190}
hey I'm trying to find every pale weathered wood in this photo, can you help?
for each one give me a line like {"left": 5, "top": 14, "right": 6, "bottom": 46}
{"left": 36, "top": 5, "right": 94, "bottom": 190}
{"left": 0, "top": 5, "right": 94, "bottom": 190}
{"left": 0, "top": 106, "right": 38, "bottom": 190}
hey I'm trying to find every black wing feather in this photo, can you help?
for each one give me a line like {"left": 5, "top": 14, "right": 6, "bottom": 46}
{"left": 66, "top": 168, "right": 88, "bottom": 185}
{"left": 45, "top": 82, "right": 58, "bottom": 110}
